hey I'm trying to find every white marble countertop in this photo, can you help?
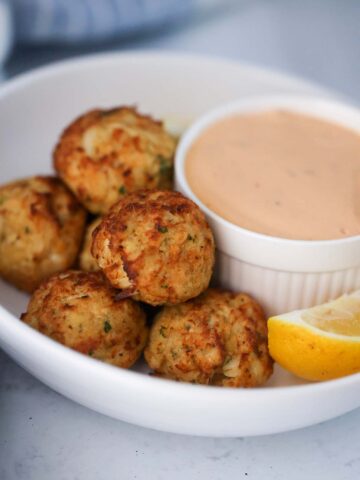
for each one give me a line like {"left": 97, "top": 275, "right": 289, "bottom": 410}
{"left": 1, "top": 1, "right": 360, "bottom": 478}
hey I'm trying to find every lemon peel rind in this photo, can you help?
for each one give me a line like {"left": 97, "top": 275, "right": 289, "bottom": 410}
{"left": 268, "top": 317, "right": 360, "bottom": 381}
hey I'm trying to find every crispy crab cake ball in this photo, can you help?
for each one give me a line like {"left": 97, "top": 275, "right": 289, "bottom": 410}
{"left": 0, "top": 176, "right": 86, "bottom": 292}
{"left": 54, "top": 106, "right": 176, "bottom": 214}
{"left": 145, "top": 289, "right": 273, "bottom": 387}
{"left": 21, "top": 271, "right": 148, "bottom": 368}
{"left": 91, "top": 190, "right": 215, "bottom": 306}
{"left": 79, "top": 217, "right": 102, "bottom": 272}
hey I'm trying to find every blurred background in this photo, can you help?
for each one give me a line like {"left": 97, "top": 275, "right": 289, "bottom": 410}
{"left": 0, "top": 0, "right": 359, "bottom": 101}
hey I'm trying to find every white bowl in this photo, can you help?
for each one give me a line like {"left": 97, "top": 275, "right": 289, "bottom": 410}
{"left": 1, "top": 52, "right": 360, "bottom": 437}
{"left": 175, "top": 95, "right": 360, "bottom": 316}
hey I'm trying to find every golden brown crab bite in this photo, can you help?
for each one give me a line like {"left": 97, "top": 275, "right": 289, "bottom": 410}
{"left": 54, "top": 106, "right": 176, "bottom": 214}
{"left": 21, "top": 270, "right": 148, "bottom": 368}
{"left": 91, "top": 189, "right": 215, "bottom": 305}
{"left": 145, "top": 289, "right": 273, "bottom": 387}
{"left": 0, "top": 176, "right": 86, "bottom": 292}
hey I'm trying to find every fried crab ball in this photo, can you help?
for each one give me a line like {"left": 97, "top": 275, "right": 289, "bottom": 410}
{"left": 0, "top": 176, "right": 86, "bottom": 292}
{"left": 91, "top": 190, "right": 215, "bottom": 306}
{"left": 54, "top": 106, "right": 176, "bottom": 214}
{"left": 21, "top": 270, "right": 148, "bottom": 368}
{"left": 79, "top": 217, "right": 102, "bottom": 272}
{"left": 145, "top": 289, "right": 273, "bottom": 387}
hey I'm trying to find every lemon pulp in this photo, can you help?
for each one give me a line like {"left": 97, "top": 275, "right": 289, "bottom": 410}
{"left": 302, "top": 294, "right": 360, "bottom": 336}
{"left": 268, "top": 291, "right": 360, "bottom": 381}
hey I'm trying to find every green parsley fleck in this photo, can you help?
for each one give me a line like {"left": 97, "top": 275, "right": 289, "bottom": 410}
{"left": 24, "top": 226, "right": 31, "bottom": 234}
{"left": 104, "top": 320, "right": 112, "bottom": 333}
{"left": 161, "top": 284, "right": 168, "bottom": 289}
{"left": 101, "top": 108, "right": 119, "bottom": 117}
{"left": 160, "top": 326, "right": 167, "bottom": 338}
{"left": 157, "top": 225, "right": 168, "bottom": 234}
{"left": 88, "top": 350, "right": 94, "bottom": 357}
{"left": 118, "top": 185, "right": 126, "bottom": 195}
{"left": 158, "top": 155, "right": 172, "bottom": 176}
{"left": 170, "top": 349, "right": 178, "bottom": 360}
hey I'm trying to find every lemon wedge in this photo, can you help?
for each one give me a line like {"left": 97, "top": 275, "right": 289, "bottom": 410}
{"left": 268, "top": 291, "right": 360, "bottom": 381}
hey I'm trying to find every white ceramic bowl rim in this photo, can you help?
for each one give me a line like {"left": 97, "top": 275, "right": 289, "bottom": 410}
{"left": 175, "top": 95, "right": 360, "bottom": 272}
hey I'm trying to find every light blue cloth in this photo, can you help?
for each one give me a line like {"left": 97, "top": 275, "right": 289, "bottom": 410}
{"left": 0, "top": 0, "right": 12, "bottom": 71}
{"left": 11, "top": 0, "right": 195, "bottom": 43}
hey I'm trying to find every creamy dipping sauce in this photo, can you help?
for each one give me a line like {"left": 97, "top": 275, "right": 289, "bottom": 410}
{"left": 185, "top": 110, "right": 360, "bottom": 240}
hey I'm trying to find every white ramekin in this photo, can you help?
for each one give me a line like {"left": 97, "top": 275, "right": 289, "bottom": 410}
{"left": 175, "top": 95, "right": 360, "bottom": 315}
